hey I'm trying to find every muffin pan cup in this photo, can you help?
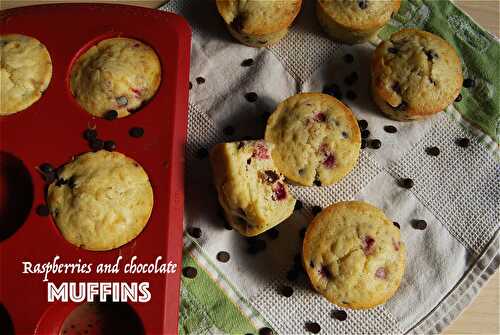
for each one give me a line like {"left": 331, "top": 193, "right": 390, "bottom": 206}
{"left": 0, "top": 4, "right": 191, "bottom": 334}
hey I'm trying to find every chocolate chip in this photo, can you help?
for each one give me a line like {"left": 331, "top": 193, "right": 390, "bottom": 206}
{"left": 116, "top": 96, "right": 128, "bottom": 106}
{"left": 299, "top": 227, "right": 307, "bottom": 239}
{"left": 388, "top": 47, "right": 398, "bottom": 54}
{"left": 463, "top": 78, "right": 475, "bottom": 88}
{"left": 262, "top": 170, "right": 279, "bottom": 184}
{"left": 399, "top": 178, "right": 414, "bottom": 189}
{"left": 343, "top": 54, "right": 354, "bottom": 63}
{"left": 182, "top": 266, "right": 197, "bottom": 278}
{"left": 241, "top": 58, "right": 254, "bottom": 67}
{"left": 223, "top": 125, "right": 235, "bottom": 136}
{"left": 90, "top": 138, "right": 104, "bottom": 151}
{"left": 456, "top": 137, "right": 470, "bottom": 148}
{"left": 305, "top": 322, "right": 321, "bottom": 334}
{"left": 129, "top": 127, "right": 144, "bottom": 138}
{"left": 103, "top": 140, "right": 116, "bottom": 151}
{"left": 369, "top": 139, "right": 382, "bottom": 149}
{"left": 216, "top": 251, "right": 230, "bottom": 263}
{"left": 425, "top": 50, "right": 438, "bottom": 61}
{"left": 188, "top": 227, "right": 202, "bottom": 238}
{"left": 313, "top": 180, "right": 322, "bottom": 187}
{"left": 189, "top": 81, "right": 192, "bottom": 90}
{"left": 312, "top": 206, "right": 322, "bottom": 215}
{"left": 196, "top": 77, "right": 205, "bottom": 85}
{"left": 286, "top": 268, "right": 300, "bottom": 281}
{"left": 245, "top": 92, "right": 258, "bottom": 102}
{"left": 246, "top": 158, "right": 252, "bottom": 165}
{"left": 294, "top": 200, "right": 303, "bottom": 211}
{"left": 259, "top": 327, "right": 273, "bottom": 335}
{"left": 412, "top": 219, "right": 427, "bottom": 230}
{"left": 267, "top": 227, "right": 279, "bottom": 240}
{"left": 341, "top": 131, "right": 349, "bottom": 139}
{"left": 361, "top": 139, "right": 367, "bottom": 149}
{"left": 196, "top": 148, "right": 209, "bottom": 159}
{"left": 83, "top": 129, "right": 97, "bottom": 141}
{"left": 67, "top": 176, "right": 76, "bottom": 189}
{"left": 322, "top": 84, "right": 342, "bottom": 100}
{"left": 36, "top": 204, "right": 49, "bottom": 217}
{"left": 425, "top": 146, "right": 440, "bottom": 156}
{"left": 331, "top": 310, "right": 347, "bottom": 321}
{"left": 393, "top": 222, "right": 400, "bottom": 229}
{"left": 361, "top": 129, "right": 370, "bottom": 139}
{"left": 384, "top": 125, "right": 398, "bottom": 133}
{"left": 104, "top": 110, "right": 118, "bottom": 120}
{"left": 392, "top": 82, "right": 401, "bottom": 93}
{"left": 279, "top": 285, "right": 294, "bottom": 297}
{"left": 455, "top": 94, "right": 462, "bottom": 102}
{"left": 357, "top": 119, "right": 368, "bottom": 130}
{"left": 346, "top": 90, "right": 357, "bottom": 100}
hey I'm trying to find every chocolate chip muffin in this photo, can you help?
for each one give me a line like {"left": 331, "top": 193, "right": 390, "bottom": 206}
{"left": 210, "top": 140, "right": 296, "bottom": 236}
{"left": 215, "top": 0, "right": 302, "bottom": 48}
{"left": 70, "top": 38, "right": 161, "bottom": 119}
{"left": 316, "top": 0, "right": 400, "bottom": 44}
{"left": 0, "top": 34, "right": 52, "bottom": 116}
{"left": 303, "top": 201, "right": 406, "bottom": 309}
{"left": 47, "top": 150, "right": 154, "bottom": 251}
{"left": 371, "top": 29, "right": 463, "bottom": 121}
{"left": 265, "top": 93, "right": 361, "bottom": 187}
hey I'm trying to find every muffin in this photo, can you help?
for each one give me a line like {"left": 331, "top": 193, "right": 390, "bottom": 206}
{"left": 215, "top": 0, "right": 302, "bottom": 48}
{"left": 316, "top": 0, "right": 400, "bottom": 44}
{"left": 210, "top": 140, "right": 296, "bottom": 236}
{"left": 265, "top": 93, "right": 361, "bottom": 187}
{"left": 303, "top": 201, "right": 406, "bottom": 309}
{"left": 371, "top": 29, "right": 463, "bottom": 121}
{"left": 0, "top": 34, "right": 52, "bottom": 116}
{"left": 70, "top": 38, "right": 161, "bottom": 119}
{"left": 47, "top": 150, "right": 154, "bottom": 251}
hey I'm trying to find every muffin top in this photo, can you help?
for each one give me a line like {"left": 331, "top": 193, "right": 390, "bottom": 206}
{"left": 0, "top": 34, "right": 52, "bottom": 116}
{"left": 317, "top": 0, "right": 400, "bottom": 30}
{"left": 372, "top": 29, "right": 463, "bottom": 119}
{"left": 47, "top": 150, "right": 153, "bottom": 251}
{"left": 265, "top": 93, "right": 360, "bottom": 187}
{"left": 303, "top": 201, "right": 406, "bottom": 309}
{"left": 216, "top": 0, "right": 302, "bottom": 35}
{"left": 70, "top": 37, "right": 161, "bottom": 118}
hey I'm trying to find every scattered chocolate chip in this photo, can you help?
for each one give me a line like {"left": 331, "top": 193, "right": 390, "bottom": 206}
{"left": 456, "top": 137, "right": 470, "bottom": 148}
{"left": 261, "top": 170, "right": 279, "bottom": 184}
{"left": 361, "top": 129, "right": 370, "bottom": 139}
{"left": 36, "top": 204, "right": 50, "bottom": 217}
{"left": 425, "top": 49, "right": 438, "bottom": 61}
{"left": 312, "top": 206, "right": 322, "bottom": 215}
{"left": 388, "top": 47, "right": 398, "bottom": 54}
{"left": 322, "top": 84, "right": 343, "bottom": 100}
{"left": 393, "top": 222, "right": 400, "bottom": 229}
{"left": 343, "top": 54, "right": 354, "bottom": 63}
{"left": 305, "top": 321, "right": 321, "bottom": 334}
{"left": 241, "top": 58, "right": 254, "bottom": 67}
{"left": 104, "top": 110, "right": 118, "bottom": 121}
{"left": 455, "top": 93, "right": 462, "bottom": 102}
{"left": 279, "top": 285, "right": 294, "bottom": 297}
{"left": 313, "top": 180, "right": 322, "bottom": 187}
{"left": 412, "top": 219, "right": 427, "bottom": 230}
{"left": 188, "top": 227, "right": 202, "bottom": 238}
{"left": 129, "top": 127, "right": 144, "bottom": 138}
{"left": 216, "top": 251, "right": 230, "bottom": 263}
{"left": 90, "top": 138, "right": 104, "bottom": 151}
{"left": 67, "top": 176, "right": 76, "bottom": 189}
{"left": 384, "top": 125, "right": 398, "bottom": 133}
{"left": 267, "top": 227, "right": 279, "bottom": 240}
{"left": 245, "top": 92, "right": 258, "bottom": 102}
{"left": 103, "top": 140, "right": 116, "bottom": 151}
{"left": 425, "top": 146, "right": 440, "bottom": 156}
{"left": 346, "top": 90, "right": 357, "bottom": 100}
{"left": 196, "top": 148, "right": 209, "bottom": 159}
{"left": 259, "top": 327, "right": 273, "bottom": 335}
{"left": 331, "top": 310, "right": 347, "bottom": 321}
{"left": 299, "top": 227, "right": 307, "bottom": 239}
{"left": 189, "top": 81, "right": 192, "bottom": 90}
{"left": 223, "top": 125, "right": 235, "bottom": 136}
{"left": 246, "top": 158, "right": 252, "bottom": 165}
{"left": 182, "top": 266, "right": 197, "bottom": 278}
{"left": 361, "top": 139, "right": 367, "bottom": 149}
{"left": 358, "top": 119, "right": 368, "bottom": 130}
{"left": 369, "top": 139, "right": 382, "bottom": 149}
{"left": 294, "top": 200, "right": 303, "bottom": 211}
{"left": 196, "top": 77, "right": 205, "bottom": 85}
{"left": 463, "top": 78, "right": 475, "bottom": 88}
{"left": 286, "top": 268, "right": 300, "bottom": 281}
{"left": 83, "top": 129, "right": 97, "bottom": 141}
{"left": 399, "top": 178, "right": 414, "bottom": 189}
{"left": 115, "top": 96, "right": 128, "bottom": 106}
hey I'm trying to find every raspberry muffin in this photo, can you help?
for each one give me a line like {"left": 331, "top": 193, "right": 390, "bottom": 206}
{"left": 265, "top": 93, "right": 361, "bottom": 187}
{"left": 0, "top": 34, "right": 52, "bottom": 116}
{"left": 371, "top": 29, "right": 463, "bottom": 121}
{"left": 210, "top": 140, "right": 296, "bottom": 236}
{"left": 216, "top": 0, "right": 302, "bottom": 48}
{"left": 47, "top": 150, "right": 153, "bottom": 251}
{"left": 316, "top": 0, "right": 400, "bottom": 44}
{"left": 70, "top": 38, "right": 161, "bottom": 118}
{"left": 303, "top": 201, "right": 406, "bottom": 309}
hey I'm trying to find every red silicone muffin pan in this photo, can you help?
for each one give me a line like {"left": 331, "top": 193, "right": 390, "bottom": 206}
{"left": 0, "top": 4, "right": 191, "bottom": 334}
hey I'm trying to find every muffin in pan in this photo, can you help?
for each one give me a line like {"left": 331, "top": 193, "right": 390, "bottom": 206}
{"left": 371, "top": 29, "right": 463, "bottom": 121}
{"left": 210, "top": 140, "right": 296, "bottom": 236}
{"left": 0, "top": 34, "right": 52, "bottom": 116}
{"left": 316, "top": 0, "right": 400, "bottom": 44}
{"left": 216, "top": 0, "right": 302, "bottom": 48}
{"left": 265, "top": 93, "right": 361, "bottom": 187}
{"left": 303, "top": 201, "right": 406, "bottom": 309}
{"left": 47, "top": 150, "right": 154, "bottom": 251}
{"left": 70, "top": 37, "right": 161, "bottom": 119}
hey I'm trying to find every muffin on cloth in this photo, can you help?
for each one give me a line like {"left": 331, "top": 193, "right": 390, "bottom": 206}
{"left": 371, "top": 29, "right": 463, "bottom": 121}
{"left": 47, "top": 150, "right": 154, "bottom": 251}
{"left": 303, "top": 201, "right": 406, "bottom": 309}
{"left": 265, "top": 93, "right": 361, "bottom": 187}
{"left": 0, "top": 34, "right": 52, "bottom": 116}
{"left": 215, "top": 0, "right": 302, "bottom": 48}
{"left": 316, "top": 0, "right": 400, "bottom": 44}
{"left": 210, "top": 140, "right": 296, "bottom": 236}
{"left": 70, "top": 37, "right": 161, "bottom": 119}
